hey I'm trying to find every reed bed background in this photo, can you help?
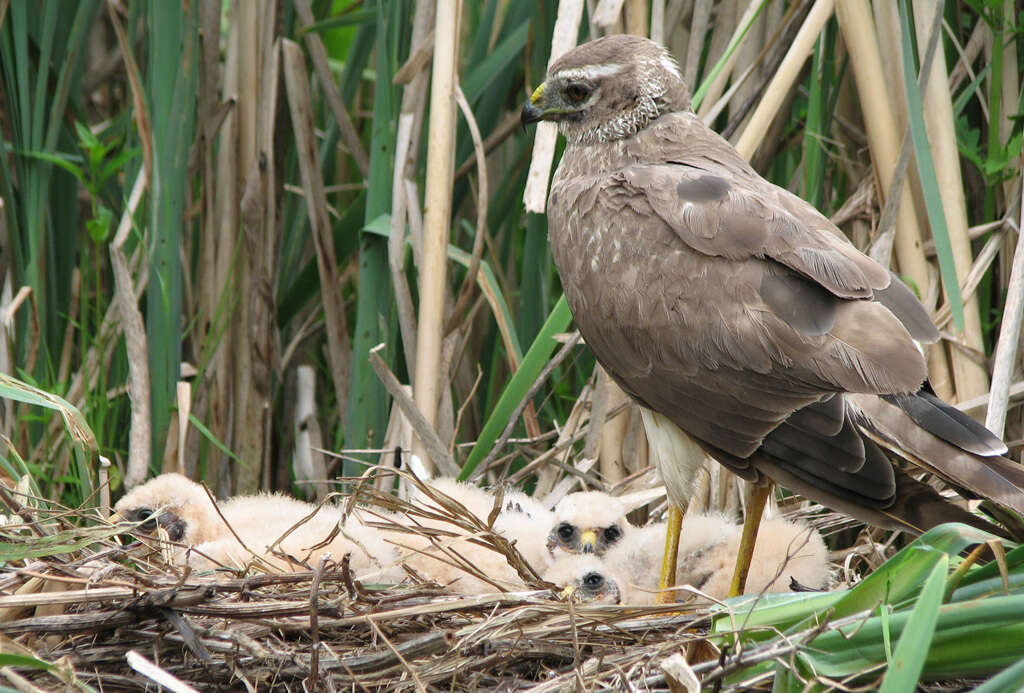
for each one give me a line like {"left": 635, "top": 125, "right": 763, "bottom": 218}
{"left": 1, "top": 0, "right": 1023, "bottom": 690}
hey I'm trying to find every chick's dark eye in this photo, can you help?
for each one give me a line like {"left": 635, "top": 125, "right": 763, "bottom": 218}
{"left": 566, "top": 83, "right": 591, "bottom": 102}
{"left": 557, "top": 523, "right": 575, "bottom": 541}
{"left": 604, "top": 526, "right": 621, "bottom": 543}
{"left": 583, "top": 572, "right": 605, "bottom": 589}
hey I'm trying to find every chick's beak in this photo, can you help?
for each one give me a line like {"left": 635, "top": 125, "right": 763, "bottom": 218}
{"left": 560, "top": 584, "right": 577, "bottom": 600}
{"left": 580, "top": 529, "right": 598, "bottom": 554}
{"left": 520, "top": 82, "right": 546, "bottom": 129}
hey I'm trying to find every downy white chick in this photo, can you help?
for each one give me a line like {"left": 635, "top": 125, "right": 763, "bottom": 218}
{"left": 541, "top": 554, "right": 627, "bottom": 604}
{"left": 112, "top": 473, "right": 225, "bottom": 549}
{"left": 113, "top": 473, "right": 401, "bottom": 576}
{"left": 547, "top": 491, "right": 632, "bottom": 558}
{"left": 603, "top": 513, "right": 830, "bottom": 603}
{"left": 547, "top": 490, "right": 829, "bottom": 603}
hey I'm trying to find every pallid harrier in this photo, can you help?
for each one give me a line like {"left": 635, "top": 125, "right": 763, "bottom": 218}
{"left": 521, "top": 35, "right": 1024, "bottom": 597}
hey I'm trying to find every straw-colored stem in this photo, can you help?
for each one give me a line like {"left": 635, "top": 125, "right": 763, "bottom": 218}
{"left": 732, "top": 0, "right": 767, "bottom": 114}
{"left": 594, "top": 0, "right": 625, "bottom": 28}
{"left": 912, "top": 0, "right": 989, "bottom": 404}
{"left": 412, "top": 0, "right": 460, "bottom": 474}
{"left": 986, "top": 188, "right": 1024, "bottom": 437}
{"left": 598, "top": 378, "right": 629, "bottom": 486}
{"left": 649, "top": 0, "right": 665, "bottom": 44}
{"left": 625, "top": 0, "right": 647, "bottom": 35}
{"left": 232, "top": 0, "right": 273, "bottom": 494}
{"left": 523, "top": 0, "right": 585, "bottom": 213}
{"left": 389, "top": 0, "right": 434, "bottom": 378}
{"left": 733, "top": 0, "right": 833, "bottom": 160}
{"left": 835, "top": 0, "right": 953, "bottom": 399}
{"left": 695, "top": 0, "right": 763, "bottom": 118}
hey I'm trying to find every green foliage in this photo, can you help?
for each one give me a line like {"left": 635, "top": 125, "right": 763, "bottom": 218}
{"left": 714, "top": 525, "right": 1024, "bottom": 689}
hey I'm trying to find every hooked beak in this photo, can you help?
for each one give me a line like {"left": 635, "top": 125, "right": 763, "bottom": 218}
{"left": 520, "top": 82, "right": 546, "bottom": 129}
{"left": 108, "top": 511, "right": 124, "bottom": 524}
{"left": 580, "top": 529, "right": 598, "bottom": 554}
{"left": 560, "top": 584, "right": 577, "bottom": 601}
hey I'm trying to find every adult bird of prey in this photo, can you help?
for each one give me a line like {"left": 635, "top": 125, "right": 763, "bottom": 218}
{"left": 521, "top": 35, "right": 1024, "bottom": 597}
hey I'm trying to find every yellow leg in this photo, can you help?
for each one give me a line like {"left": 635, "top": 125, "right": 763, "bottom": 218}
{"left": 656, "top": 505, "right": 683, "bottom": 604}
{"left": 728, "top": 483, "right": 772, "bottom": 598}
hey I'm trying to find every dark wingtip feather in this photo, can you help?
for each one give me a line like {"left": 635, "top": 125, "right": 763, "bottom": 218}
{"left": 883, "top": 391, "right": 1008, "bottom": 457}
{"left": 886, "top": 468, "right": 1013, "bottom": 539}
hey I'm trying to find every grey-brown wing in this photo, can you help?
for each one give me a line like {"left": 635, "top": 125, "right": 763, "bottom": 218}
{"left": 618, "top": 162, "right": 898, "bottom": 296}
{"left": 550, "top": 171, "right": 924, "bottom": 463}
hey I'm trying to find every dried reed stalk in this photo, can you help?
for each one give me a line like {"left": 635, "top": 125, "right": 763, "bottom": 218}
{"left": 835, "top": 0, "right": 954, "bottom": 399}
{"left": 413, "top": 0, "right": 460, "bottom": 474}
{"left": 733, "top": 0, "right": 833, "bottom": 159}
{"left": 109, "top": 172, "right": 150, "bottom": 490}
{"left": 283, "top": 39, "right": 353, "bottom": 429}
{"left": 987, "top": 190, "right": 1024, "bottom": 436}
{"left": 235, "top": 0, "right": 279, "bottom": 493}
{"left": 523, "top": 0, "right": 586, "bottom": 213}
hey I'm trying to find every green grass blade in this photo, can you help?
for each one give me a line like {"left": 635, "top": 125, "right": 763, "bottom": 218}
{"left": 450, "top": 230, "right": 523, "bottom": 364}
{"left": 277, "top": 193, "right": 366, "bottom": 328}
{"left": 898, "top": 0, "right": 964, "bottom": 330}
{"left": 458, "top": 294, "right": 573, "bottom": 480}
{"left": 972, "top": 658, "right": 1024, "bottom": 693}
{"left": 461, "top": 20, "right": 528, "bottom": 105}
{"left": 0, "top": 527, "right": 124, "bottom": 562}
{"left": 0, "top": 373, "right": 97, "bottom": 452}
{"left": 715, "top": 523, "right": 995, "bottom": 637}
{"left": 146, "top": 1, "right": 199, "bottom": 464}
{"left": 878, "top": 554, "right": 948, "bottom": 692}
{"left": 797, "top": 595, "right": 1024, "bottom": 679}
{"left": 343, "top": 0, "right": 399, "bottom": 472}
{"left": 830, "top": 523, "right": 989, "bottom": 619}
{"left": 188, "top": 413, "right": 243, "bottom": 467}
{"left": 299, "top": 8, "right": 376, "bottom": 34}
{"left": 803, "top": 32, "right": 827, "bottom": 209}
{"left": 0, "top": 654, "right": 98, "bottom": 693}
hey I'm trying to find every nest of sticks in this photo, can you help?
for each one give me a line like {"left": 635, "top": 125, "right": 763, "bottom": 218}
{"left": 1, "top": 474, "right": 765, "bottom": 692}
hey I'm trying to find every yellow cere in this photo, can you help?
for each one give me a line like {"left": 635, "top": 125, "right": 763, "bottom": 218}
{"left": 530, "top": 83, "right": 546, "bottom": 104}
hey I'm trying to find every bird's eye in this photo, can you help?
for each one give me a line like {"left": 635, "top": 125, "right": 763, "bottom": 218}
{"left": 604, "top": 526, "right": 621, "bottom": 543}
{"left": 557, "top": 523, "right": 575, "bottom": 541}
{"left": 566, "top": 83, "right": 591, "bottom": 103}
{"left": 583, "top": 572, "right": 605, "bottom": 589}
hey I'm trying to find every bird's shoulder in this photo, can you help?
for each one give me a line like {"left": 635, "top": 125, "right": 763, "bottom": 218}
{"left": 551, "top": 111, "right": 891, "bottom": 301}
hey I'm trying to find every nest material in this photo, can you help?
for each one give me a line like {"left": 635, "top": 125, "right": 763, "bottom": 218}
{"left": 1, "top": 479, "right": 729, "bottom": 692}
{"left": 1, "top": 471, "right": 923, "bottom": 692}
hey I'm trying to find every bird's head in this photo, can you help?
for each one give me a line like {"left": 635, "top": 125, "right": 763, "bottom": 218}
{"left": 112, "top": 473, "right": 222, "bottom": 545}
{"left": 546, "top": 491, "right": 630, "bottom": 556}
{"left": 543, "top": 555, "right": 624, "bottom": 604}
{"left": 521, "top": 35, "right": 688, "bottom": 144}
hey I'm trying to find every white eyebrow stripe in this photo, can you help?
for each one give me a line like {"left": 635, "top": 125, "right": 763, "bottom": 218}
{"left": 554, "top": 63, "right": 625, "bottom": 81}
